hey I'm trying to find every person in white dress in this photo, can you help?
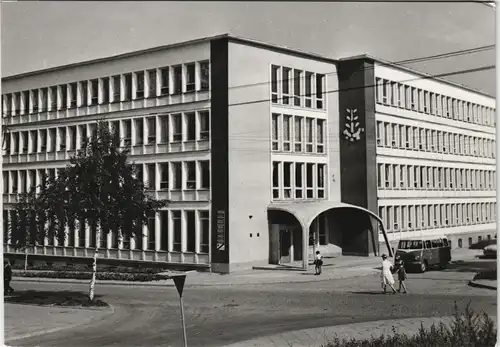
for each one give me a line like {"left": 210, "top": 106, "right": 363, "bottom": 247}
{"left": 380, "top": 254, "right": 397, "bottom": 294}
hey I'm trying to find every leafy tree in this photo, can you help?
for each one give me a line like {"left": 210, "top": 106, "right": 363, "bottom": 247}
{"left": 9, "top": 120, "right": 168, "bottom": 300}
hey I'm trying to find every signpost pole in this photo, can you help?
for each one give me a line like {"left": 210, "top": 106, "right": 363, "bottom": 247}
{"left": 172, "top": 274, "right": 188, "bottom": 347}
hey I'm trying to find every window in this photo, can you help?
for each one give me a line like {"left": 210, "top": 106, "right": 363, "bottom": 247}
{"left": 32, "top": 90, "right": 39, "bottom": 113}
{"left": 123, "top": 120, "right": 132, "bottom": 146}
{"left": 159, "top": 115, "right": 169, "bottom": 143}
{"left": 172, "top": 114, "right": 182, "bottom": 142}
{"left": 173, "top": 65, "right": 182, "bottom": 94}
{"left": 294, "top": 116, "right": 302, "bottom": 152}
{"left": 186, "top": 161, "right": 196, "bottom": 189}
{"left": 40, "top": 89, "right": 47, "bottom": 112}
{"left": 101, "top": 78, "right": 109, "bottom": 104}
{"left": 271, "top": 65, "right": 279, "bottom": 103}
{"left": 316, "top": 74, "right": 325, "bottom": 109}
{"left": 146, "top": 213, "right": 156, "bottom": 251}
{"left": 59, "top": 127, "right": 67, "bottom": 151}
{"left": 69, "top": 83, "right": 78, "bottom": 107}
{"left": 272, "top": 162, "right": 280, "bottom": 199}
{"left": 136, "top": 72, "right": 145, "bottom": 99}
{"left": 199, "top": 111, "right": 209, "bottom": 140}
{"left": 90, "top": 79, "right": 99, "bottom": 105}
{"left": 173, "top": 211, "right": 182, "bottom": 252}
{"left": 185, "top": 211, "right": 196, "bottom": 252}
{"left": 3, "top": 94, "right": 11, "bottom": 117}
{"left": 293, "top": 69, "right": 302, "bottom": 106}
{"left": 283, "top": 162, "right": 292, "bottom": 198}
{"left": 200, "top": 161, "right": 210, "bottom": 189}
{"left": 272, "top": 114, "right": 279, "bottom": 151}
{"left": 30, "top": 130, "right": 37, "bottom": 152}
{"left": 49, "top": 128, "right": 56, "bottom": 152}
{"left": 69, "top": 126, "right": 76, "bottom": 150}
{"left": 160, "top": 163, "right": 169, "bottom": 190}
{"left": 200, "top": 211, "right": 210, "bottom": 253}
{"left": 134, "top": 118, "right": 143, "bottom": 145}
{"left": 306, "top": 163, "right": 314, "bottom": 198}
{"left": 149, "top": 69, "right": 158, "bottom": 97}
{"left": 317, "top": 164, "right": 325, "bottom": 198}
{"left": 159, "top": 212, "right": 169, "bottom": 251}
{"left": 124, "top": 74, "right": 132, "bottom": 101}
{"left": 282, "top": 67, "right": 291, "bottom": 105}
{"left": 160, "top": 68, "right": 169, "bottom": 95}
{"left": 172, "top": 162, "right": 182, "bottom": 190}
{"left": 186, "top": 112, "right": 196, "bottom": 141}
{"left": 283, "top": 115, "right": 291, "bottom": 151}
{"left": 305, "top": 118, "right": 313, "bottom": 152}
{"left": 80, "top": 81, "right": 88, "bottom": 106}
{"left": 112, "top": 76, "right": 121, "bottom": 102}
{"left": 317, "top": 119, "right": 325, "bottom": 153}
{"left": 147, "top": 117, "right": 156, "bottom": 144}
{"left": 200, "top": 61, "right": 210, "bottom": 91}
{"left": 186, "top": 64, "right": 196, "bottom": 92}
{"left": 295, "top": 163, "right": 303, "bottom": 198}
{"left": 60, "top": 85, "right": 67, "bottom": 110}
{"left": 40, "top": 130, "right": 47, "bottom": 152}
{"left": 146, "top": 164, "right": 155, "bottom": 190}
{"left": 305, "top": 72, "right": 313, "bottom": 108}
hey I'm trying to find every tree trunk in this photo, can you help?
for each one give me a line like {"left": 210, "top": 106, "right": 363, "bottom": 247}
{"left": 88, "top": 227, "right": 100, "bottom": 302}
{"left": 24, "top": 248, "right": 28, "bottom": 271}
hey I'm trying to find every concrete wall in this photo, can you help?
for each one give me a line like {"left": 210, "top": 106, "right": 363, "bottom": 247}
{"left": 226, "top": 41, "right": 337, "bottom": 270}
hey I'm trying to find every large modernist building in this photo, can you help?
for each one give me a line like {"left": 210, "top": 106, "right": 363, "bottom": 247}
{"left": 1, "top": 34, "right": 496, "bottom": 273}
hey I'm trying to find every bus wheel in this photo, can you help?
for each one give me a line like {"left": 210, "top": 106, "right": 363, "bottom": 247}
{"left": 420, "top": 261, "right": 427, "bottom": 273}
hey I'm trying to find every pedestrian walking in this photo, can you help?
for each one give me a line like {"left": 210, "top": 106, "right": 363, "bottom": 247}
{"left": 394, "top": 256, "right": 408, "bottom": 294}
{"left": 314, "top": 251, "right": 323, "bottom": 275}
{"left": 4, "top": 259, "right": 13, "bottom": 295}
{"left": 380, "top": 254, "right": 397, "bottom": 294}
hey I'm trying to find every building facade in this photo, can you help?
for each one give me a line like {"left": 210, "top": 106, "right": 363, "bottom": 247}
{"left": 1, "top": 35, "right": 495, "bottom": 273}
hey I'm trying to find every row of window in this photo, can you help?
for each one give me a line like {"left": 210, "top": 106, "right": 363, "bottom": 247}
{"left": 4, "top": 209, "right": 210, "bottom": 254}
{"left": 376, "top": 121, "right": 495, "bottom": 159}
{"left": 271, "top": 65, "right": 326, "bottom": 109}
{"left": 2, "top": 61, "right": 210, "bottom": 117}
{"left": 3, "top": 160, "right": 210, "bottom": 194}
{"left": 375, "top": 77, "right": 495, "bottom": 128}
{"left": 271, "top": 113, "right": 326, "bottom": 154}
{"left": 4, "top": 111, "right": 210, "bottom": 156}
{"left": 380, "top": 202, "right": 496, "bottom": 233}
{"left": 272, "top": 161, "right": 326, "bottom": 200}
{"left": 377, "top": 163, "right": 496, "bottom": 191}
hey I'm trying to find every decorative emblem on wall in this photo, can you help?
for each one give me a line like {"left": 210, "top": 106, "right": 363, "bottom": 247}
{"left": 343, "top": 109, "right": 365, "bottom": 142}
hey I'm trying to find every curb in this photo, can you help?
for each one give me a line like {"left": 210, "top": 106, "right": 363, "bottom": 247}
{"left": 5, "top": 303, "right": 115, "bottom": 343}
{"left": 468, "top": 280, "right": 497, "bottom": 291}
{"left": 13, "top": 269, "right": 379, "bottom": 287}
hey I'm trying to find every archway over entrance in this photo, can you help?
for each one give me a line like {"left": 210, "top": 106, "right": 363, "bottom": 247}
{"left": 267, "top": 201, "right": 392, "bottom": 269}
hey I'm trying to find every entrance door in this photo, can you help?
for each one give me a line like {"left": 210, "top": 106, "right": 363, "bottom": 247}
{"left": 280, "top": 229, "right": 292, "bottom": 264}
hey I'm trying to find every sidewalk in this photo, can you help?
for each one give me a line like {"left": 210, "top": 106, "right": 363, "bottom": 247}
{"left": 13, "top": 256, "right": 381, "bottom": 288}
{"left": 223, "top": 315, "right": 498, "bottom": 347}
{"left": 5, "top": 303, "right": 113, "bottom": 343}
{"left": 12, "top": 249, "right": 478, "bottom": 288}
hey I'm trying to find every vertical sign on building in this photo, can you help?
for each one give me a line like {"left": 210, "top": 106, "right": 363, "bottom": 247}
{"left": 216, "top": 210, "right": 226, "bottom": 251}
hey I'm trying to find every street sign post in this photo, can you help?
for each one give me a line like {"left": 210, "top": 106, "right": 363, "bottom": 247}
{"left": 172, "top": 275, "right": 187, "bottom": 347}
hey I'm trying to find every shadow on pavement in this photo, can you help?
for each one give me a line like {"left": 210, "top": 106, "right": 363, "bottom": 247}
{"left": 5, "top": 290, "right": 109, "bottom": 308}
{"left": 349, "top": 291, "right": 388, "bottom": 295}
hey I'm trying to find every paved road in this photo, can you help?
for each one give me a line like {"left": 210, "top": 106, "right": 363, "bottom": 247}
{"left": 8, "top": 265, "right": 496, "bottom": 347}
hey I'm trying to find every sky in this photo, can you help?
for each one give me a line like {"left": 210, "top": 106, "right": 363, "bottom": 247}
{"left": 1, "top": 1, "right": 495, "bottom": 96}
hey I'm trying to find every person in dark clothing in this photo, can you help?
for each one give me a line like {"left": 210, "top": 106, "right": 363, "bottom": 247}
{"left": 4, "top": 259, "right": 13, "bottom": 295}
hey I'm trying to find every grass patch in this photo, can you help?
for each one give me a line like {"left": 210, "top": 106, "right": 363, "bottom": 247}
{"left": 13, "top": 270, "right": 170, "bottom": 282}
{"left": 5, "top": 290, "right": 109, "bottom": 308}
{"left": 322, "top": 303, "right": 496, "bottom": 347}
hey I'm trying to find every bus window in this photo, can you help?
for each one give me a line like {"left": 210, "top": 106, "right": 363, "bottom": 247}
{"left": 425, "top": 240, "right": 432, "bottom": 249}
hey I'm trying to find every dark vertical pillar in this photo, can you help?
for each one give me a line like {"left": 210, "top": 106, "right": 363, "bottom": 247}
{"left": 338, "top": 58, "right": 379, "bottom": 256}
{"left": 210, "top": 38, "right": 230, "bottom": 269}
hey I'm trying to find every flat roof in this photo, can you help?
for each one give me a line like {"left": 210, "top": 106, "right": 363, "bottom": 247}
{"left": 339, "top": 54, "right": 494, "bottom": 99}
{"left": 2, "top": 34, "right": 336, "bottom": 81}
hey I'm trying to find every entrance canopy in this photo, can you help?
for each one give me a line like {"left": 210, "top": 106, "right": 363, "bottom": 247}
{"left": 268, "top": 201, "right": 392, "bottom": 259}
{"left": 268, "top": 201, "right": 383, "bottom": 229}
